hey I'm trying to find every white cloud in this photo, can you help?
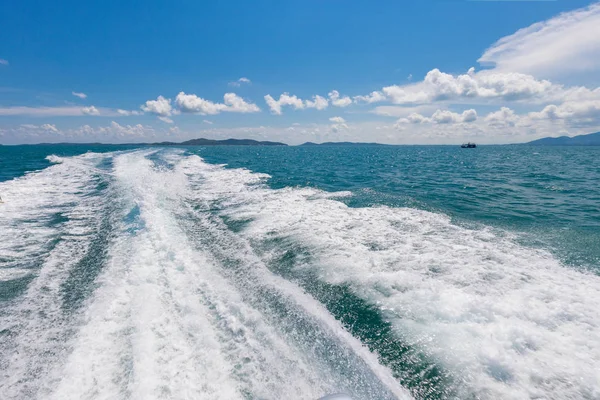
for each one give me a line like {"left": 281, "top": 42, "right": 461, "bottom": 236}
{"left": 396, "top": 113, "right": 431, "bottom": 125}
{"left": 176, "top": 92, "right": 260, "bottom": 115}
{"left": 0, "top": 106, "right": 88, "bottom": 117}
{"left": 528, "top": 100, "right": 600, "bottom": 126}
{"left": 396, "top": 109, "right": 478, "bottom": 125}
{"left": 329, "top": 116, "right": 346, "bottom": 123}
{"left": 328, "top": 90, "right": 352, "bottom": 107}
{"left": 81, "top": 106, "right": 100, "bottom": 116}
{"left": 0, "top": 105, "right": 129, "bottom": 117}
{"left": 461, "top": 109, "right": 478, "bottom": 123}
{"left": 18, "top": 123, "right": 59, "bottom": 133}
{"left": 203, "top": 119, "right": 214, "bottom": 125}
{"left": 382, "top": 68, "right": 556, "bottom": 105}
{"left": 354, "top": 91, "right": 386, "bottom": 104}
{"left": 117, "top": 109, "right": 142, "bottom": 116}
{"left": 369, "top": 105, "right": 437, "bottom": 118}
{"left": 229, "top": 77, "right": 252, "bottom": 87}
{"left": 222, "top": 92, "right": 261, "bottom": 113}
{"left": 479, "top": 3, "right": 600, "bottom": 79}
{"left": 158, "top": 116, "right": 174, "bottom": 124}
{"left": 432, "top": 109, "right": 477, "bottom": 124}
{"left": 485, "top": 107, "right": 520, "bottom": 127}
{"left": 176, "top": 92, "right": 224, "bottom": 115}
{"left": 72, "top": 91, "right": 87, "bottom": 99}
{"left": 265, "top": 93, "right": 333, "bottom": 114}
{"left": 0, "top": 59, "right": 8, "bottom": 66}
{"left": 40, "top": 123, "right": 58, "bottom": 132}
{"left": 305, "top": 95, "right": 329, "bottom": 110}
{"left": 95, "top": 121, "right": 152, "bottom": 137}
{"left": 264, "top": 93, "right": 305, "bottom": 115}
{"left": 141, "top": 95, "right": 173, "bottom": 116}
{"left": 330, "top": 123, "right": 349, "bottom": 133}
{"left": 382, "top": 85, "right": 430, "bottom": 105}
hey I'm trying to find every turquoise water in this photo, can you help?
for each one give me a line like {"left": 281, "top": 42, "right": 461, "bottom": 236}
{"left": 1, "top": 145, "right": 599, "bottom": 399}
{"left": 197, "top": 145, "right": 600, "bottom": 271}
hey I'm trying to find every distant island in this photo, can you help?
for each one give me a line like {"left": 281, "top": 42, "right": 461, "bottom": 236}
{"left": 12, "top": 132, "right": 600, "bottom": 147}
{"left": 300, "top": 141, "right": 385, "bottom": 146}
{"left": 152, "top": 138, "right": 287, "bottom": 146}
{"left": 26, "top": 138, "right": 287, "bottom": 147}
{"left": 526, "top": 131, "right": 600, "bottom": 146}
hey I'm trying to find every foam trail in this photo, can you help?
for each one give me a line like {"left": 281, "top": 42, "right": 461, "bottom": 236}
{"left": 0, "top": 152, "right": 118, "bottom": 399}
{"left": 177, "top": 154, "right": 412, "bottom": 399}
{"left": 186, "top": 154, "right": 600, "bottom": 399}
{"left": 47, "top": 151, "right": 240, "bottom": 399}
{"left": 42, "top": 150, "right": 410, "bottom": 400}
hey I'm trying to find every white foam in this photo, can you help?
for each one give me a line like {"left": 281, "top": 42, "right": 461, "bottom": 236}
{"left": 186, "top": 154, "right": 600, "bottom": 399}
{"left": 0, "top": 152, "right": 118, "bottom": 399}
{"left": 40, "top": 151, "right": 408, "bottom": 400}
{"left": 0, "top": 268, "right": 32, "bottom": 282}
{"left": 13, "top": 149, "right": 595, "bottom": 399}
{"left": 45, "top": 155, "right": 64, "bottom": 164}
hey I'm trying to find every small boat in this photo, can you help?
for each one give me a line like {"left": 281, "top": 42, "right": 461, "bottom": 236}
{"left": 461, "top": 142, "right": 477, "bottom": 148}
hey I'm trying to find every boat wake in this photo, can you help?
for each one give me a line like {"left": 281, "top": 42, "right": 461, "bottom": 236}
{"left": 0, "top": 149, "right": 599, "bottom": 399}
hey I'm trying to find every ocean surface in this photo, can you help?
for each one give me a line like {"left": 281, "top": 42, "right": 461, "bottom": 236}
{"left": 0, "top": 144, "right": 599, "bottom": 399}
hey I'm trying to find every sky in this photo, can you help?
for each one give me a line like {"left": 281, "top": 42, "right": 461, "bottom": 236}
{"left": 1, "top": 0, "right": 600, "bottom": 145}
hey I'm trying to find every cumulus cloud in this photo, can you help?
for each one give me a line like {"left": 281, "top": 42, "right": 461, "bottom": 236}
{"left": 330, "top": 123, "right": 348, "bottom": 133}
{"left": 0, "top": 59, "right": 8, "bottom": 66}
{"left": 354, "top": 91, "right": 386, "bottom": 104}
{"left": 396, "top": 113, "right": 431, "bottom": 125}
{"left": 305, "top": 95, "right": 329, "bottom": 110}
{"left": 176, "top": 92, "right": 260, "bottom": 115}
{"left": 395, "top": 109, "right": 478, "bottom": 125}
{"left": 158, "top": 116, "right": 174, "bottom": 124}
{"left": 229, "top": 77, "right": 252, "bottom": 87}
{"left": 72, "top": 91, "right": 87, "bottom": 99}
{"left": 329, "top": 116, "right": 346, "bottom": 123}
{"left": 265, "top": 93, "right": 333, "bottom": 114}
{"left": 528, "top": 100, "right": 600, "bottom": 126}
{"left": 382, "top": 68, "right": 556, "bottom": 105}
{"left": 95, "top": 121, "right": 153, "bottom": 137}
{"left": 117, "top": 109, "right": 142, "bottom": 116}
{"left": 485, "top": 107, "right": 520, "bottom": 127}
{"left": 479, "top": 3, "right": 600, "bottom": 78}
{"left": 141, "top": 95, "right": 173, "bottom": 116}
{"left": 40, "top": 123, "right": 58, "bottom": 132}
{"left": 203, "top": 119, "right": 213, "bottom": 124}
{"left": 81, "top": 106, "right": 100, "bottom": 115}
{"left": 432, "top": 109, "right": 478, "bottom": 124}
{"left": 328, "top": 90, "right": 352, "bottom": 107}
{"left": 18, "top": 123, "right": 59, "bottom": 133}
{"left": 222, "top": 92, "right": 261, "bottom": 113}
{"left": 264, "top": 93, "right": 306, "bottom": 115}
{"left": 461, "top": 109, "right": 478, "bottom": 123}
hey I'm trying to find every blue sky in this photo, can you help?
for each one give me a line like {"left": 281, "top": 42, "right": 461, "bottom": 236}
{"left": 1, "top": 0, "right": 600, "bottom": 144}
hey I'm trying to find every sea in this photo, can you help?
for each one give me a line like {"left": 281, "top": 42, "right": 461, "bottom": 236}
{"left": 0, "top": 144, "right": 599, "bottom": 400}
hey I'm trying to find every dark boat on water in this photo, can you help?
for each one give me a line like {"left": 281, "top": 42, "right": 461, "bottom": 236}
{"left": 461, "top": 142, "right": 477, "bottom": 148}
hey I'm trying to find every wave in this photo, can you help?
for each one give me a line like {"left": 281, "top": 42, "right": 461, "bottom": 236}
{"left": 0, "top": 152, "right": 119, "bottom": 398}
{"left": 45, "top": 155, "right": 65, "bottom": 164}
{"left": 1, "top": 149, "right": 599, "bottom": 399}
{"left": 0, "top": 150, "right": 409, "bottom": 400}
{"left": 180, "top": 153, "right": 600, "bottom": 399}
